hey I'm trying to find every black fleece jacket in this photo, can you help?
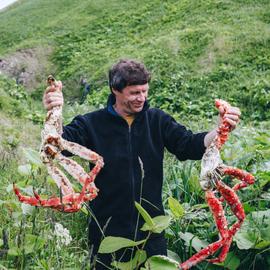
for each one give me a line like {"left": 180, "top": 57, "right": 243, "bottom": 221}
{"left": 62, "top": 94, "right": 207, "bottom": 242}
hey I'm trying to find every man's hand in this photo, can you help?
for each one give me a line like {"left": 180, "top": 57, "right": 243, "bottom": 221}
{"left": 43, "top": 80, "right": 63, "bottom": 111}
{"left": 217, "top": 105, "right": 241, "bottom": 130}
{"left": 204, "top": 104, "right": 241, "bottom": 148}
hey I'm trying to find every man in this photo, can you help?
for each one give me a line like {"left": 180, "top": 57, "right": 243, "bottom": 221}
{"left": 43, "top": 59, "right": 240, "bottom": 269}
{"left": 79, "top": 77, "right": 91, "bottom": 104}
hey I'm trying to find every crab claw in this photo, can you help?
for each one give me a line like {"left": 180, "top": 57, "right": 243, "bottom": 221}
{"left": 33, "top": 189, "right": 42, "bottom": 201}
{"left": 13, "top": 183, "right": 40, "bottom": 206}
{"left": 215, "top": 99, "right": 230, "bottom": 114}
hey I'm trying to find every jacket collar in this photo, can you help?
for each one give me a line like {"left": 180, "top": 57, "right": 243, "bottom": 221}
{"left": 106, "top": 94, "right": 150, "bottom": 117}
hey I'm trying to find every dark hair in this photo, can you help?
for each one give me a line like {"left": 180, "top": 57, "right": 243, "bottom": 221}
{"left": 109, "top": 59, "right": 151, "bottom": 92}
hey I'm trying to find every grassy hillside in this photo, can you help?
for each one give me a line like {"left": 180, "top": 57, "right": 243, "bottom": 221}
{"left": 0, "top": 0, "right": 269, "bottom": 121}
{"left": 0, "top": 1, "right": 270, "bottom": 269}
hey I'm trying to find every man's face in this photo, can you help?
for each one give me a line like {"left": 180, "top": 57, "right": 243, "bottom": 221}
{"left": 113, "top": 84, "right": 149, "bottom": 116}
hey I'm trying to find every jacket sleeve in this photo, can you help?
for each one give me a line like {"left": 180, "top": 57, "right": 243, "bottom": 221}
{"left": 61, "top": 115, "right": 90, "bottom": 155}
{"left": 162, "top": 112, "right": 207, "bottom": 161}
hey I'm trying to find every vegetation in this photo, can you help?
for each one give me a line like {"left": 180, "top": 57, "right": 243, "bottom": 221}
{"left": 0, "top": 0, "right": 269, "bottom": 269}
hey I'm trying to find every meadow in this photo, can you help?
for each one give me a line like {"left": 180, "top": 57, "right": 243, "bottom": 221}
{"left": 0, "top": 0, "right": 269, "bottom": 269}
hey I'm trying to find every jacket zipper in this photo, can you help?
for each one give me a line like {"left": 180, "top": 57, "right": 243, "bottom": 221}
{"left": 128, "top": 125, "right": 136, "bottom": 214}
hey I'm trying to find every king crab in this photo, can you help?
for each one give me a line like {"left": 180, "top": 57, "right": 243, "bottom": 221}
{"left": 13, "top": 75, "right": 104, "bottom": 212}
{"left": 180, "top": 99, "right": 255, "bottom": 269}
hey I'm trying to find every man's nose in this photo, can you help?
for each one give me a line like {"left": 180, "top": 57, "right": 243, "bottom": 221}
{"left": 137, "top": 92, "right": 146, "bottom": 101}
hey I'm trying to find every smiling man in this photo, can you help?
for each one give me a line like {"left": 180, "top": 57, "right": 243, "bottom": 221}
{"left": 113, "top": 83, "right": 148, "bottom": 114}
{"left": 43, "top": 59, "right": 240, "bottom": 269}
{"left": 108, "top": 60, "right": 150, "bottom": 129}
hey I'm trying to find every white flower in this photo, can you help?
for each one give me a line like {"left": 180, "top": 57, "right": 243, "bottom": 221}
{"left": 54, "top": 222, "right": 72, "bottom": 249}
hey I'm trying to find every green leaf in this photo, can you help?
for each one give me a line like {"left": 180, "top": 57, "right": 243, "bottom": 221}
{"left": 0, "top": 239, "right": 3, "bottom": 247}
{"left": 258, "top": 172, "right": 270, "bottom": 187}
{"left": 98, "top": 236, "right": 146, "bottom": 254}
{"left": 2, "top": 200, "right": 20, "bottom": 211}
{"left": 111, "top": 250, "right": 147, "bottom": 270}
{"left": 167, "top": 250, "right": 181, "bottom": 262}
{"left": 0, "top": 263, "right": 8, "bottom": 270}
{"left": 168, "top": 197, "right": 185, "bottom": 219}
{"left": 235, "top": 209, "right": 270, "bottom": 250}
{"left": 179, "top": 232, "right": 208, "bottom": 252}
{"left": 80, "top": 205, "right": 89, "bottom": 215}
{"left": 21, "top": 203, "right": 35, "bottom": 215}
{"left": 260, "top": 226, "right": 270, "bottom": 241}
{"left": 135, "top": 202, "right": 154, "bottom": 227}
{"left": 189, "top": 167, "right": 201, "bottom": 193}
{"left": 141, "top": 215, "right": 171, "bottom": 233}
{"left": 151, "top": 215, "right": 171, "bottom": 232}
{"left": 8, "top": 246, "right": 20, "bottom": 256}
{"left": 192, "top": 203, "right": 208, "bottom": 210}
{"left": 6, "top": 184, "right": 13, "bottom": 193}
{"left": 242, "top": 202, "right": 256, "bottom": 214}
{"left": 234, "top": 229, "right": 258, "bottom": 250}
{"left": 223, "top": 252, "right": 240, "bottom": 270}
{"left": 18, "top": 164, "right": 32, "bottom": 176}
{"left": 144, "top": 256, "right": 178, "bottom": 270}
{"left": 12, "top": 211, "right": 23, "bottom": 226}
{"left": 23, "top": 148, "right": 42, "bottom": 166}
{"left": 260, "top": 192, "right": 270, "bottom": 201}
{"left": 24, "top": 234, "right": 46, "bottom": 254}
{"left": 255, "top": 240, "right": 270, "bottom": 249}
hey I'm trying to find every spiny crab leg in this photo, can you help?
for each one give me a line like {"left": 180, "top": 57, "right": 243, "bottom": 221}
{"left": 13, "top": 75, "right": 104, "bottom": 213}
{"left": 55, "top": 153, "right": 101, "bottom": 202}
{"left": 13, "top": 184, "right": 40, "bottom": 206}
{"left": 46, "top": 161, "right": 74, "bottom": 195}
{"left": 207, "top": 238, "right": 232, "bottom": 264}
{"left": 14, "top": 184, "right": 97, "bottom": 213}
{"left": 60, "top": 137, "right": 103, "bottom": 165}
{"left": 59, "top": 137, "right": 104, "bottom": 183}
{"left": 216, "top": 180, "right": 245, "bottom": 234}
{"left": 13, "top": 184, "right": 68, "bottom": 210}
{"left": 180, "top": 99, "right": 255, "bottom": 269}
{"left": 56, "top": 153, "right": 99, "bottom": 189}
{"left": 218, "top": 166, "right": 255, "bottom": 203}
{"left": 214, "top": 99, "right": 231, "bottom": 149}
{"left": 179, "top": 181, "right": 243, "bottom": 269}
{"left": 205, "top": 180, "right": 245, "bottom": 264}
{"left": 222, "top": 166, "right": 255, "bottom": 191}
{"left": 179, "top": 190, "right": 228, "bottom": 270}
{"left": 13, "top": 160, "right": 76, "bottom": 206}
{"left": 14, "top": 151, "right": 102, "bottom": 211}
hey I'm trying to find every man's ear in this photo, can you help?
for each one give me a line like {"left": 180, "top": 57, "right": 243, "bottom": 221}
{"left": 112, "top": 88, "right": 120, "bottom": 96}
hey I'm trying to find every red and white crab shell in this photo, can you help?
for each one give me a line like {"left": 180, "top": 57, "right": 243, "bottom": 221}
{"left": 13, "top": 75, "right": 104, "bottom": 212}
{"left": 179, "top": 99, "right": 255, "bottom": 270}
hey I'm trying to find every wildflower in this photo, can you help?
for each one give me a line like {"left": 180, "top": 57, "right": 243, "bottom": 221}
{"left": 54, "top": 222, "right": 72, "bottom": 250}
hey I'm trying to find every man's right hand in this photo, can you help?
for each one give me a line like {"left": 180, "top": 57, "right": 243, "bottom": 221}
{"left": 43, "top": 80, "right": 63, "bottom": 111}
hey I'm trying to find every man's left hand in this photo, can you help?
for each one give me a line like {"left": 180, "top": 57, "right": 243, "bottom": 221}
{"left": 218, "top": 105, "right": 241, "bottom": 130}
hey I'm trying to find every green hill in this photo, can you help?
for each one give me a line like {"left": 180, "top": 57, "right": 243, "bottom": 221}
{"left": 0, "top": 0, "right": 269, "bottom": 120}
{"left": 0, "top": 1, "right": 270, "bottom": 269}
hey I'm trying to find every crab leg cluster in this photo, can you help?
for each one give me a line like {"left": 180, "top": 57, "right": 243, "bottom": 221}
{"left": 13, "top": 75, "right": 104, "bottom": 212}
{"left": 180, "top": 99, "right": 255, "bottom": 270}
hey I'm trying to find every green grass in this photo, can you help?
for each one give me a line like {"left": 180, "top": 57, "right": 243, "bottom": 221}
{"left": 0, "top": 0, "right": 270, "bottom": 269}
{"left": 0, "top": 0, "right": 270, "bottom": 120}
